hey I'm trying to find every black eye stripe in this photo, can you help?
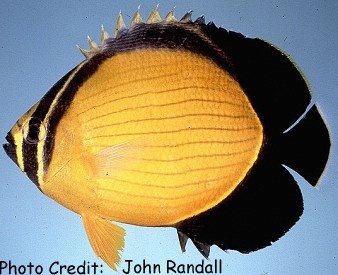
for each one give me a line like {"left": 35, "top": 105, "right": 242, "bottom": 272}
{"left": 27, "top": 117, "right": 42, "bottom": 143}
{"left": 21, "top": 64, "right": 96, "bottom": 187}
{"left": 22, "top": 69, "right": 76, "bottom": 187}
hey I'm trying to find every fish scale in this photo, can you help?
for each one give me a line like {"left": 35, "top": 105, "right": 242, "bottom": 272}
{"left": 53, "top": 48, "right": 263, "bottom": 227}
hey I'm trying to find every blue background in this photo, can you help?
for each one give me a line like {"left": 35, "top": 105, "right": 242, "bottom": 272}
{"left": 0, "top": 1, "right": 337, "bottom": 274}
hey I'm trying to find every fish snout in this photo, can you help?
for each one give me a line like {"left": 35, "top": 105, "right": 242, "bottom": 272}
{"left": 3, "top": 132, "right": 18, "bottom": 166}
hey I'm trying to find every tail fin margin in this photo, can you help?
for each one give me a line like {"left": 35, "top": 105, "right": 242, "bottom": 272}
{"left": 278, "top": 104, "right": 331, "bottom": 186}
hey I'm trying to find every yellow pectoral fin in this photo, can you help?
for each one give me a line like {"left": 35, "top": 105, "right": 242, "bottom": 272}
{"left": 82, "top": 214, "right": 125, "bottom": 271}
{"left": 88, "top": 140, "right": 146, "bottom": 179}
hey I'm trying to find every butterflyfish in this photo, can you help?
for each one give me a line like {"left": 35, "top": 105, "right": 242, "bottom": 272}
{"left": 3, "top": 7, "right": 331, "bottom": 271}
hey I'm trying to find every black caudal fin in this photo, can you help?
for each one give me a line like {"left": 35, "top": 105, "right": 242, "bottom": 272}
{"left": 175, "top": 158, "right": 303, "bottom": 255}
{"left": 278, "top": 105, "right": 331, "bottom": 186}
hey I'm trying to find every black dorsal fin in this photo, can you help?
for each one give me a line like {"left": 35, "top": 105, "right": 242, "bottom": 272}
{"left": 200, "top": 24, "right": 312, "bottom": 136}
{"left": 80, "top": 10, "right": 313, "bottom": 137}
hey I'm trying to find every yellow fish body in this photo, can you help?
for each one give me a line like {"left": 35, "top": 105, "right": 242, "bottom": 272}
{"left": 3, "top": 8, "right": 331, "bottom": 270}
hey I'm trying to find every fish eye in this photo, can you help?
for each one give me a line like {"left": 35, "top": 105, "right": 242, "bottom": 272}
{"left": 21, "top": 117, "right": 47, "bottom": 144}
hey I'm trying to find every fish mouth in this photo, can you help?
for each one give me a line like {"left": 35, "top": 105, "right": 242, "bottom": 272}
{"left": 3, "top": 132, "right": 18, "bottom": 165}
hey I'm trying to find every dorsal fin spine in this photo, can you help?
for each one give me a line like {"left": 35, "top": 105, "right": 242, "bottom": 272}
{"left": 77, "top": 7, "right": 195, "bottom": 58}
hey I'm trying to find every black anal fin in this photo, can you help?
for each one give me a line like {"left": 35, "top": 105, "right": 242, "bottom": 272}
{"left": 175, "top": 159, "right": 303, "bottom": 254}
{"left": 278, "top": 105, "right": 331, "bottom": 186}
{"left": 177, "top": 230, "right": 189, "bottom": 253}
{"left": 192, "top": 240, "right": 210, "bottom": 259}
{"left": 177, "top": 229, "right": 211, "bottom": 258}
